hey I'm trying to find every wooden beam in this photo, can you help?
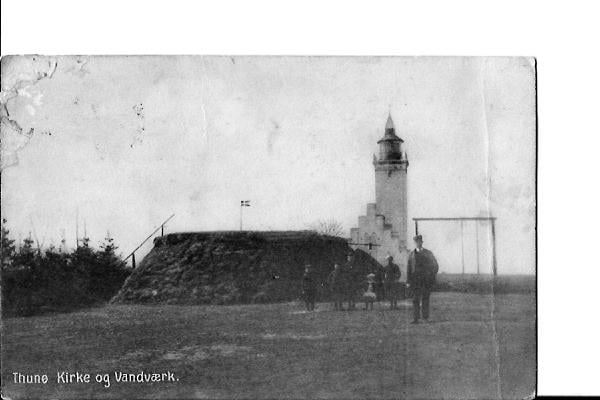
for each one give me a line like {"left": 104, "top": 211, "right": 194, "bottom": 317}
{"left": 125, "top": 214, "right": 175, "bottom": 261}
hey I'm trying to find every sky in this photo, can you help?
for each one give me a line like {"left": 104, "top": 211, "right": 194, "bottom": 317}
{"left": 1, "top": 56, "right": 536, "bottom": 274}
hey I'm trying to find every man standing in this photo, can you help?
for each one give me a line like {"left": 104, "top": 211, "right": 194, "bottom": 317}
{"left": 343, "top": 252, "right": 360, "bottom": 310}
{"left": 327, "top": 263, "right": 345, "bottom": 311}
{"left": 407, "top": 235, "right": 439, "bottom": 323}
{"left": 301, "top": 264, "right": 317, "bottom": 311}
{"left": 383, "top": 255, "right": 402, "bottom": 310}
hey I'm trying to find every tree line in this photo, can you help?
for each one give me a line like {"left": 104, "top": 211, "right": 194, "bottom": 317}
{"left": 1, "top": 219, "right": 130, "bottom": 317}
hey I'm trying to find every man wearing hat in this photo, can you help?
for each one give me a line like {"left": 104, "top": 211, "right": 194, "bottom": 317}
{"left": 383, "top": 255, "right": 402, "bottom": 310}
{"left": 407, "top": 235, "right": 439, "bottom": 323}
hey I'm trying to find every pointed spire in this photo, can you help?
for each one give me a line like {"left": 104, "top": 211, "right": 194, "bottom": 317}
{"left": 386, "top": 111, "right": 395, "bottom": 130}
{"left": 377, "top": 111, "right": 404, "bottom": 160}
{"left": 383, "top": 112, "right": 400, "bottom": 140}
{"left": 377, "top": 111, "right": 404, "bottom": 143}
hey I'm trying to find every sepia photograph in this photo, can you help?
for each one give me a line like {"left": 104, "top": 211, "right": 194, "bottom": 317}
{"left": 0, "top": 55, "right": 536, "bottom": 399}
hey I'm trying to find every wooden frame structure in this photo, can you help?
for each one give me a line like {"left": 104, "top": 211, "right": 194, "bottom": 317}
{"left": 412, "top": 217, "right": 497, "bottom": 276}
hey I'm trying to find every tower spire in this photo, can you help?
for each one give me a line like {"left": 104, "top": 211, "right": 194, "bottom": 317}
{"left": 385, "top": 112, "right": 395, "bottom": 132}
{"left": 377, "top": 113, "right": 404, "bottom": 163}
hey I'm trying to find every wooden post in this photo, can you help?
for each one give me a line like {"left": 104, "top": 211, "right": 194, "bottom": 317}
{"left": 161, "top": 225, "right": 164, "bottom": 237}
{"left": 415, "top": 220, "right": 419, "bottom": 236}
{"left": 491, "top": 219, "right": 497, "bottom": 276}
{"left": 132, "top": 252, "right": 136, "bottom": 270}
{"left": 460, "top": 221, "right": 465, "bottom": 274}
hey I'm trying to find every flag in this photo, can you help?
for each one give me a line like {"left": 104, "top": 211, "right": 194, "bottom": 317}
{"left": 241, "top": 200, "right": 251, "bottom": 207}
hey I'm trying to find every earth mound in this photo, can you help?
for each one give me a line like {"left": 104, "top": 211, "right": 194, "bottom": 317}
{"left": 111, "top": 231, "right": 381, "bottom": 305}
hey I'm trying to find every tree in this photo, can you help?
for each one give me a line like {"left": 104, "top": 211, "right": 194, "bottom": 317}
{"left": 90, "top": 235, "right": 129, "bottom": 299}
{"left": 1, "top": 219, "right": 18, "bottom": 315}
{"left": 1, "top": 227, "right": 130, "bottom": 316}
{"left": 69, "top": 236, "right": 96, "bottom": 302}
{"left": 40, "top": 244, "right": 71, "bottom": 307}
{"left": 307, "top": 219, "right": 345, "bottom": 237}
{"left": 9, "top": 235, "right": 38, "bottom": 315}
{"left": 1, "top": 218, "right": 16, "bottom": 269}
{"left": 15, "top": 235, "right": 36, "bottom": 268}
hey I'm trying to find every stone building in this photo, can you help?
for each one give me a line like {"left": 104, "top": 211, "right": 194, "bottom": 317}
{"left": 350, "top": 113, "right": 410, "bottom": 280}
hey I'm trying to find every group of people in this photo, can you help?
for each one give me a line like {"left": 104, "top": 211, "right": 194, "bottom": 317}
{"left": 301, "top": 234, "right": 439, "bottom": 323}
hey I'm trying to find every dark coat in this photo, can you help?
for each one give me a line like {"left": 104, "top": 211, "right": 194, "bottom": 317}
{"left": 383, "top": 262, "right": 401, "bottom": 283}
{"left": 301, "top": 271, "right": 318, "bottom": 296}
{"left": 383, "top": 261, "right": 402, "bottom": 297}
{"left": 327, "top": 269, "right": 345, "bottom": 294}
{"left": 407, "top": 248, "right": 439, "bottom": 289}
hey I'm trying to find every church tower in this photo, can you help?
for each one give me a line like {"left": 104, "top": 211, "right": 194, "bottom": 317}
{"left": 350, "top": 113, "right": 410, "bottom": 279}
{"left": 374, "top": 114, "right": 409, "bottom": 248}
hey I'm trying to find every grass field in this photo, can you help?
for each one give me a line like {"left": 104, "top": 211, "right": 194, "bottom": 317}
{"left": 1, "top": 292, "right": 535, "bottom": 399}
{"left": 435, "top": 273, "right": 535, "bottom": 294}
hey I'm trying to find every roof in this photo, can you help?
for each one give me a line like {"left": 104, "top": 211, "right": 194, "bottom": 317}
{"left": 378, "top": 113, "right": 403, "bottom": 143}
{"left": 385, "top": 114, "right": 395, "bottom": 130}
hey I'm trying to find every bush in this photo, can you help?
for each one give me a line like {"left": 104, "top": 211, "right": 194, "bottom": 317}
{"left": 1, "top": 219, "right": 130, "bottom": 317}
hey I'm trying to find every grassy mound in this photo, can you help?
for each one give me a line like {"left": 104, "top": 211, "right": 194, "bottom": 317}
{"left": 111, "top": 231, "right": 381, "bottom": 305}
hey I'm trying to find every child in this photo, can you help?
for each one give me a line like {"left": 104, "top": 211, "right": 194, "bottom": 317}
{"left": 363, "top": 273, "right": 377, "bottom": 311}
{"left": 301, "top": 264, "right": 317, "bottom": 311}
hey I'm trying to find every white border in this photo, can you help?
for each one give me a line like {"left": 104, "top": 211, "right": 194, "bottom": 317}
{"left": 2, "top": 0, "right": 600, "bottom": 395}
